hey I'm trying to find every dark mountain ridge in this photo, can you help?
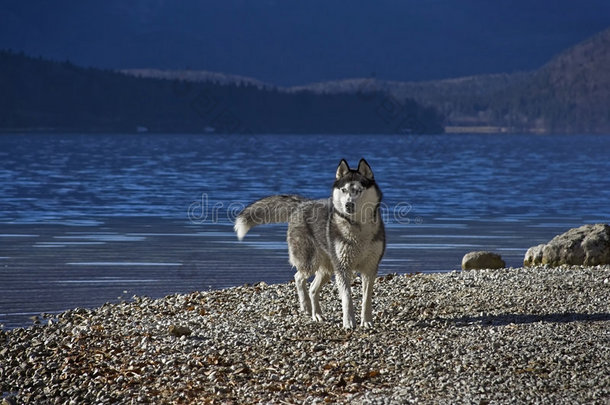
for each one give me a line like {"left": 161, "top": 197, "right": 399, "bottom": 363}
{"left": 3, "top": 27, "right": 609, "bottom": 135}
{"left": 288, "top": 27, "right": 610, "bottom": 134}
{"left": 0, "top": 51, "right": 442, "bottom": 134}
{"left": 122, "top": 27, "right": 610, "bottom": 134}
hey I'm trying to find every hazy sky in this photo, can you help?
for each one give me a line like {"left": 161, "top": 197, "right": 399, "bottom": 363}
{"left": 1, "top": 0, "right": 609, "bottom": 85}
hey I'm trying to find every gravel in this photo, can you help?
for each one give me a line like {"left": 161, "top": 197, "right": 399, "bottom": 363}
{"left": 1, "top": 265, "right": 609, "bottom": 404}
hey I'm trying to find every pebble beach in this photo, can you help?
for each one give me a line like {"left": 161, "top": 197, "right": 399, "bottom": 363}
{"left": 2, "top": 265, "right": 609, "bottom": 404}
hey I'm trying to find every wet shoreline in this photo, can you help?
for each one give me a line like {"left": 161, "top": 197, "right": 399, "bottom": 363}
{"left": 1, "top": 216, "right": 604, "bottom": 329}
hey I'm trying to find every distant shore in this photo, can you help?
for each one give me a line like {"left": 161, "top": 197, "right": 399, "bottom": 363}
{"left": 2, "top": 265, "right": 609, "bottom": 404}
{"left": 444, "top": 125, "right": 547, "bottom": 134}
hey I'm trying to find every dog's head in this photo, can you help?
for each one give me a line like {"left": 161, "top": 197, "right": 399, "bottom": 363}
{"left": 332, "top": 158, "right": 382, "bottom": 220}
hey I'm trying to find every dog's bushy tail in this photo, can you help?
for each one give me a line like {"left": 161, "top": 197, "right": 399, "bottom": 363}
{"left": 234, "top": 195, "right": 309, "bottom": 240}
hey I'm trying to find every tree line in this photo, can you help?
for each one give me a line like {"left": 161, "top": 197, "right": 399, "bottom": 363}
{"left": 0, "top": 51, "right": 444, "bottom": 134}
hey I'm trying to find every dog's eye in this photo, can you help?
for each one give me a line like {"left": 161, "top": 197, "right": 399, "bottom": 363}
{"left": 341, "top": 188, "right": 348, "bottom": 193}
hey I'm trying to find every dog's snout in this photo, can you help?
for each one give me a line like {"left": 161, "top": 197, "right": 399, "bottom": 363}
{"left": 345, "top": 201, "right": 355, "bottom": 214}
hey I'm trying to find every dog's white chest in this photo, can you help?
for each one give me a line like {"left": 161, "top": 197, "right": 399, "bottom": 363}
{"left": 334, "top": 224, "right": 383, "bottom": 268}
{"left": 335, "top": 240, "right": 358, "bottom": 265}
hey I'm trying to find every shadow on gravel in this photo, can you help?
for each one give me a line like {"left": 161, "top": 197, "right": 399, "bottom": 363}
{"left": 448, "top": 312, "right": 610, "bottom": 327}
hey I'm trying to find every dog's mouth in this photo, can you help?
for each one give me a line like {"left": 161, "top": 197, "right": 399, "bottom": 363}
{"left": 345, "top": 202, "right": 355, "bottom": 214}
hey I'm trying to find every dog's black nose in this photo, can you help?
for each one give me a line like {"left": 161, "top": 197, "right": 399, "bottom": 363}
{"left": 345, "top": 202, "right": 355, "bottom": 214}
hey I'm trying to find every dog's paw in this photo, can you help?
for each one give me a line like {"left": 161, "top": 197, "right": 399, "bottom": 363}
{"left": 299, "top": 304, "right": 312, "bottom": 316}
{"left": 312, "top": 312, "right": 324, "bottom": 322}
{"left": 343, "top": 317, "right": 356, "bottom": 329}
{"left": 361, "top": 320, "right": 374, "bottom": 329}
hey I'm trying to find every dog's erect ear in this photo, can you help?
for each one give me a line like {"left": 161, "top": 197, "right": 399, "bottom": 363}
{"left": 358, "top": 158, "right": 374, "bottom": 180}
{"left": 336, "top": 159, "right": 350, "bottom": 179}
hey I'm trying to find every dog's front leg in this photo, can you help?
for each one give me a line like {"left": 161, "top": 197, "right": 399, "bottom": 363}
{"left": 360, "top": 271, "right": 376, "bottom": 328}
{"left": 335, "top": 268, "right": 356, "bottom": 329}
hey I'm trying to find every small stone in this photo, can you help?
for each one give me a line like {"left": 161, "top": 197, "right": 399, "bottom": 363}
{"left": 168, "top": 325, "right": 192, "bottom": 337}
{"left": 461, "top": 251, "right": 506, "bottom": 270}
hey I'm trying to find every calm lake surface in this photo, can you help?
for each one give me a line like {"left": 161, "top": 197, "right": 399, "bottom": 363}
{"left": 1, "top": 133, "right": 609, "bottom": 328}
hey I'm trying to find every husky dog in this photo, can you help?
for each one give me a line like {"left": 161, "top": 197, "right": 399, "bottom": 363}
{"left": 234, "top": 159, "right": 385, "bottom": 329}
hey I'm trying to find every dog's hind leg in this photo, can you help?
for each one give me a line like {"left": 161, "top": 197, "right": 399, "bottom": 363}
{"left": 309, "top": 270, "right": 330, "bottom": 322}
{"left": 294, "top": 270, "right": 312, "bottom": 315}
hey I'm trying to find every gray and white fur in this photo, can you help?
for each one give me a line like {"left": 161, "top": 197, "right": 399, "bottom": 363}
{"left": 234, "top": 159, "right": 385, "bottom": 329}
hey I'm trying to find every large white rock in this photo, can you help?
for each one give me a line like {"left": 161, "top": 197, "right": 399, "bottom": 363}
{"left": 524, "top": 224, "right": 610, "bottom": 267}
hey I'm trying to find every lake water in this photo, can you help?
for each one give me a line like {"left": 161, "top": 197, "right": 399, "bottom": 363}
{"left": 1, "top": 133, "right": 609, "bottom": 328}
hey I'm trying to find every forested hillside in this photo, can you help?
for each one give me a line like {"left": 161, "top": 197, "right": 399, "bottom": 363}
{"left": 292, "top": 28, "right": 610, "bottom": 134}
{"left": 4, "top": 27, "right": 608, "bottom": 135}
{"left": 0, "top": 51, "right": 443, "bottom": 134}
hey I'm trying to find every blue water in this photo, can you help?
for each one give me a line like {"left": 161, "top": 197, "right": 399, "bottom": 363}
{"left": 1, "top": 133, "right": 609, "bottom": 223}
{"left": 1, "top": 133, "right": 609, "bottom": 328}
